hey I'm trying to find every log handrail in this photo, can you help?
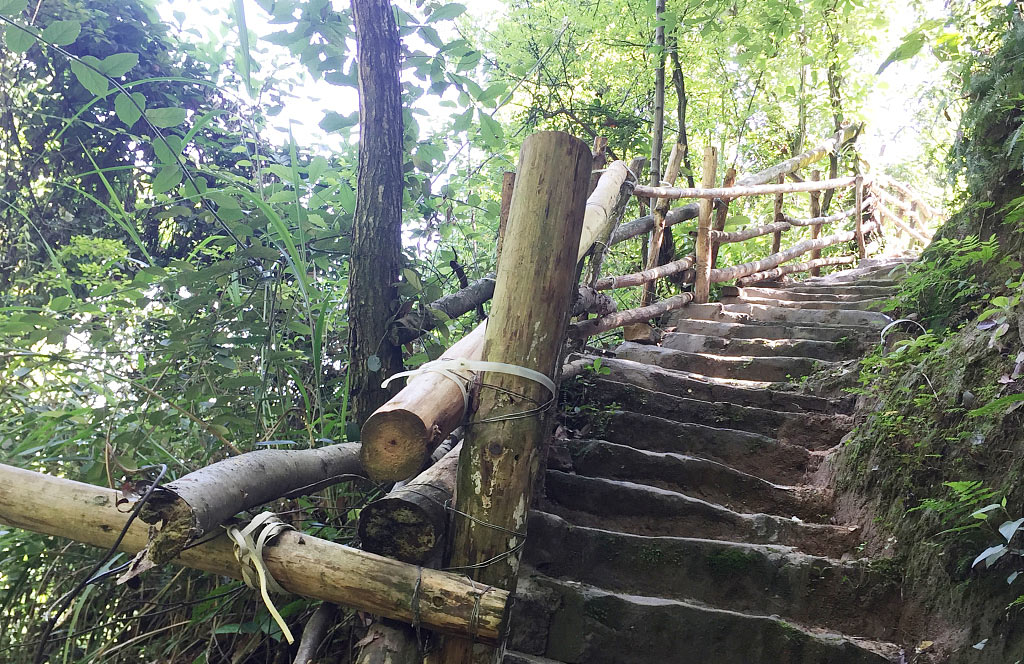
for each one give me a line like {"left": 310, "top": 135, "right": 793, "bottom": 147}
{"left": 633, "top": 174, "right": 866, "bottom": 201}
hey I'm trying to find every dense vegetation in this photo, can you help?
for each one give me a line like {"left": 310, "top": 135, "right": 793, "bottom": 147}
{"left": 0, "top": 0, "right": 1020, "bottom": 661}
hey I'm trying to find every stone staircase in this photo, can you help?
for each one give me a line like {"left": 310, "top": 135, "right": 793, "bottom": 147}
{"left": 504, "top": 257, "right": 913, "bottom": 664}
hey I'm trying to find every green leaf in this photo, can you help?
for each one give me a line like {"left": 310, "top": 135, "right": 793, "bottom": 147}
{"left": 70, "top": 56, "right": 109, "bottom": 96}
{"left": 152, "top": 165, "right": 183, "bottom": 194}
{"left": 876, "top": 32, "right": 927, "bottom": 75}
{"left": 41, "top": 19, "right": 80, "bottom": 46}
{"left": 478, "top": 111, "right": 504, "bottom": 149}
{"left": 146, "top": 107, "right": 187, "bottom": 128}
{"left": 4, "top": 23, "right": 35, "bottom": 53}
{"left": 233, "top": 0, "right": 255, "bottom": 97}
{"left": 0, "top": 0, "right": 28, "bottom": 17}
{"left": 98, "top": 52, "right": 139, "bottom": 78}
{"left": 319, "top": 111, "right": 359, "bottom": 132}
{"left": 114, "top": 92, "right": 146, "bottom": 127}
{"left": 427, "top": 3, "right": 466, "bottom": 22}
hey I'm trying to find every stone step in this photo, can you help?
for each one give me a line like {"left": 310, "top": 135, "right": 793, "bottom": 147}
{"left": 798, "top": 274, "right": 901, "bottom": 287}
{"left": 564, "top": 440, "right": 829, "bottom": 520}
{"left": 674, "top": 302, "right": 891, "bottom": 328}
{"left": 772, "top": 284, "right": 897, "bottom": 297}
{"left": 510, "top": 573, "right": 898, "bottom": 664}
{"left": 570, "top": 377, "right": 852, "bottom": 446}
{"left": 581, "top": 356, "right": 852, "bottom": 414}
{"left": 595, "top": 411, "right": 812, "bottom": 484}
{"left": 661, "top": 330, "right": 864, "bottom": 360}
{"left": 666, "top": 317, "right": 878, "bottom": 343}
{"left": 617, "top": 341, "right": 832, "bottom": 382}
{"left": 732, "top": 286, "right": 893, "bottom": 303}
{"left": 721, "top": 294, "right": 889, "bottom": 311}
{"left": 525, "top": 512, "right": 902, "bottom": 641}
{"left": 504, "top": 652, "right": 566, "bottom": 664}
{"left": 543, "top": 472, "right": 859, "bottom": 556}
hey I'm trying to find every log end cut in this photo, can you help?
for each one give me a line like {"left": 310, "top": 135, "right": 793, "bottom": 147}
{"left": 360, "top": 409, "right": 433, "bottom": 481}
{"left": 358, "top": 495, "right": 447, "bottom": 565}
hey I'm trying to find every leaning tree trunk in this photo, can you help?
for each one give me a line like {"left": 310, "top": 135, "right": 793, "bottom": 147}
{"left": 348, "top": 0, "right": 405, "bottom": 426}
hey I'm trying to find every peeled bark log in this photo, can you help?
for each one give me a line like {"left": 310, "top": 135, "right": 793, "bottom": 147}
{"left": 694, "top": 146, "right": 718, "bottom": 303}
{"left": 593, "top": 255, "right": 694, "bottom": 291}
{"left": 571, "top": 286, "right": 617, "bottom": 317}
{"left": 496, "top": 172, "right": 516, "bottom": 261}
{"left": 876, "top": 200, "right": 930, "bottom": 245}
{"left": 734, "top": 124, "right": 860, "bottom": 187}
{"left": 360, "top": 160, "right": 629, "bottom": 482}
{"left": 874, "top": 174, "right": 935, "bottom": 219}
{"left": 708, "top": 221, "right": 879, "bottom": 283}
{"left": 358, "top": 442, "right": 460, "bottom": 565}
{"left": 633, "top": 174, "right": 863, "bottom": 201}
{"left": 0, "top": 463, "right": 507, "bottom": 643}
{"left": 610, "top": 202, "right": 701, "bottom": 245}
{"left": 138, "top": 443, "right": 362, "bottom": 564}
{"left": 355, "top": 622, "right": 420, "bottom": 664}
{"left": 735, "top": 255, "right": 857, "bottom": 286}
{"left": 712, "top": 220, "right": 793, "bottom": 244}
{"left": 569, "top": 293, "right": 694, "bottom": 339}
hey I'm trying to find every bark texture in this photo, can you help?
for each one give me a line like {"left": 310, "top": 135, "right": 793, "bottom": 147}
{"left": 349, "top": 0, "right": 405, "bottom": 426}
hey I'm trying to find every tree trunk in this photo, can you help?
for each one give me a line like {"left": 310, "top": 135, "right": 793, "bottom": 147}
{"left": 643, "top": 143, "right": 685, "bottom": 305}
{"left": 710, "top": 167, "right": 736, "bottom": 269}
{"left": 771, "top": 174, "right": 785, "bottom": 255}
{"left": 440, "top": 132, "right": 591, "bottom": 663}
{"left": 349, "top": 0, "right": 405, "bottom": 426}
{"left": 809, "top": 169, "right": 823, "bottom": 275}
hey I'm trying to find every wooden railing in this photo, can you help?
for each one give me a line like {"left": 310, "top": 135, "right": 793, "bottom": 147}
{"left": 354, "top": 127, "right": 936, "bottom": 658}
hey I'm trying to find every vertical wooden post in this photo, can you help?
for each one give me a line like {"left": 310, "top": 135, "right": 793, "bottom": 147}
{"left": 808, "top": 169, "right": 822, "bottom": 276}
{"left": 642, "top": 143, "right": 685, "bottom": 306}
{"left": 590, "top": 135, "right": 608, "bottom": 194}
{"left": 709, "top": 167, "right": 737, "bottom": 270}
{"left": 495, "top": 171, "right": 516, "bottom": 262}
{"left": 694, "top": 146, "right": 718, "bottom": 303}
{"left": 771, "top": 174, "right": 784, "bottom": 255}
{"left": 854, "top": 174, "right": 867, "bottom": 259}
{"left": 439, "top": 131, "right": 591, "bottom": 664}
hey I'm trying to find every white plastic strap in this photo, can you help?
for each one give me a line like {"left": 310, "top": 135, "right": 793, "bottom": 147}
{"left": 226, "top": 512, "right": 296, "bottom": 644}
{"left": 382, "top": 358, "right": 557, "bottom": 414}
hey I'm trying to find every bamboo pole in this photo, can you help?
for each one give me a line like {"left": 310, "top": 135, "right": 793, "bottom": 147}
{"left": 854, "top": 174, "right": 867, "bottom": 259}
{"left": 0, "top": 463, "right": 507, "bottom": 643}
{"left": 734, "top": 255, "right": 857, "bottom": 286}
{"left": 594, "top": 255, "right": 694, "bottom": 291}
{"left": 708, "top": 220, "right": 879, "bottom": 283}
{"left": 439, "top": 131, "right": 591, "bottom": 663}
{"left": 569, "top": 293, "right": 694, "bottom": 339}
{"left": 693, "top": 146, "right": 718, "bottom": 304}
{"left": 360, "top": 160, "right": 629, "bottom": 482}
{"left": 809, "top": 170, "right": 823, "bottom": 275}
{"left": 643, "top": 143, "right": 685, "bottom": 306}
{"left": 633, "top": 174, "right": 864, "bottom": 201}
{"left": 771, "top": 175, "right": 784, "bottom": 255}
{"left": 710, "top": 167, "right": 737, "bottom": 269}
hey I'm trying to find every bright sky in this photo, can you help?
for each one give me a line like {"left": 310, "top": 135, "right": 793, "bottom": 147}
{"left": 157, "top": 0, "right": 947, "bottom": 175}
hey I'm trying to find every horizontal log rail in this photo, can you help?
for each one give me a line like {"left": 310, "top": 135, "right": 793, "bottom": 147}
{"left": 783, "top": 197, "right": 871, "bottom": 227}
{"left": 874, "top": 174, "right": 935, "bottom": 218}
{"left": 708, "top": 221, "right": 880, "bottom": 283}
{"left": 0, "top": 463, "right": 507, "bottom": 643}
{"left": 633, "top": 175, "right": 866, "bottom": 201}
{"left": 569, "top": 293, "right": 694, "bottom": 339}
{"left": 735, "top": 255, "right": 857, "bottom": 286}
{"left": 594, "top": 255, "right": 694, "bottom": 290}
{"left": 876, "top": 201, "right": 930, "bottom": 245}
{"left": 711, "top": 220, "right": 793, "bottom": 244}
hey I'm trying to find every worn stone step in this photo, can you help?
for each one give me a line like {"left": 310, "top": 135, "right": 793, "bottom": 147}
{"left": 772, "top": 284, "right": 897, "bottom": 297}
{"left": 661, "top": 330, "right": 864, "bottom": 360}
{"left": 595, "top": 411, "right": 811, "bottom": 484}
{"left": 582, "top": 356, "right": 852, "bottom": 414}
{"left": 617, "top": 341, "right": 832, "bottom": 382}
{"left": 666, "top": 317, "right": 878, "bottom": 343}
{"left": 565, "top": 440, "right": 828, "bottom": 520}
{"left": 510, "top": 573, "right": 897, "bottom": 664}
{"left": 731, "top": 286, "right": 893, "bottom": 303}
{"left": 721, "top": 294, "right": 889, "bottom": 311}
{"left": 504, "top": 652, "right": 566, "bottom": 664}
{"left": 568, "top": 377, "right": 852, "bottom": 446}
{"left": 543, "top": 471, "right": 859, "bottom": 556}
{"left": 674, "top": 302, "right": 891, "bottom": 328}
{"left": 525, "top": 512, "right": 902, "bottom": 641}
{"left": 798, "top": 274, "right": 901, "bottom": 287}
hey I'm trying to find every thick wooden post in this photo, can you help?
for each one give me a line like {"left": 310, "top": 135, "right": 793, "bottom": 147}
{"left": 771, "top": 174, "right": 785, "bottom": 255}
{"left": 440, "top": 131, "right": 591, "bottom": 664}
{"left": 694, "top": 146, "right": 718, "bottom": 303}
{"left": 809, "top": 169, "right": 822, "bottom": 276}
{"left": 854, "top": 174, "right": 867, "bottom": 258}
{"left": 709, "top": 167, "right": 737, "bottom": 270}
{"left": 495, "top": 171, "right": 516, "bottom": 261}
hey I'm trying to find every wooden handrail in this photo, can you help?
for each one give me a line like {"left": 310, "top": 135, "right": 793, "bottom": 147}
{"left": 633, "top": 175, "right": 867, "bottom": 201}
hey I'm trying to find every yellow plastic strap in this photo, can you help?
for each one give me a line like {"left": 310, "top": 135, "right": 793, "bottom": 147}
{"left": 382, "top": 358, "right": 557, "bottom": 413}
{"left": 226, "top": 512, "right": 296, "bottom": 644}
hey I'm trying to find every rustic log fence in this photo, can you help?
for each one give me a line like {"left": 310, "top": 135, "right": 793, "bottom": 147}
{"left": 0, "top": 125, "right": 936, "bottom": 664}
